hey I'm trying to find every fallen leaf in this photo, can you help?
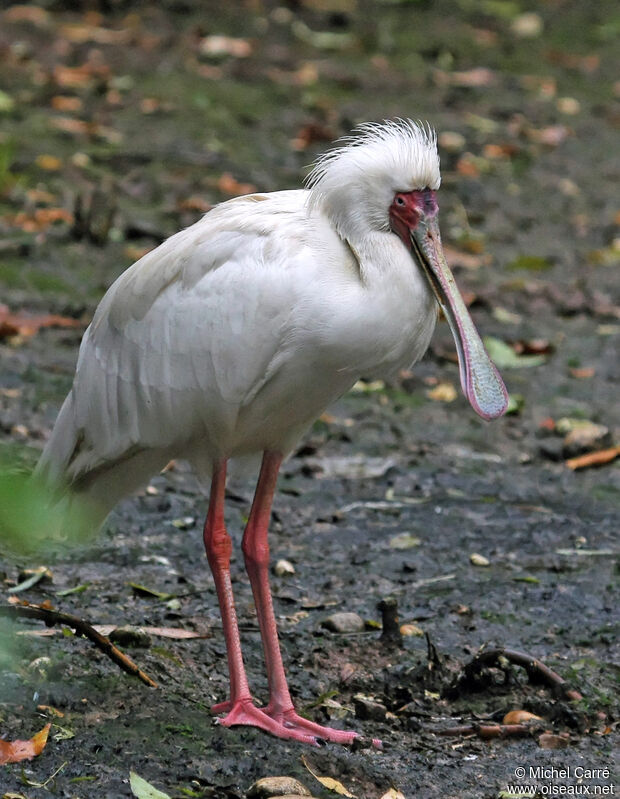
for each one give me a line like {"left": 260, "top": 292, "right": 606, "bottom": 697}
{"left": 507, "top": 254, "right": 552, "bottom": 272}
{"left": 291, "top": 122, "right": 336, "bottom": 151}
{"left": 217, "top": 172, "right": 257, "bottom": 196}
{"left": 35, "top": 154, "right": 62, "bottom": 171}
{"left": 0, "top": 724, "right": 51, "bottom": 765}
{"left": 129, "top": 583, "right": 175, "bottom": 600}
{"left": 51, "top": 95, "right": 84, "bottom": 112}
{"left": 505, "top": 393, "right": 524, "bottom": 414}
{"left": 129, "top": 772, "right": 171, "bottom": 799}
{"left": 483, "top": 336, "right": 546, "bottom": 368}
{"left": 302, "top": 756, "right": 357, "bottom": 797}
{"left": 4, "top": 207, "right": 74, "bottom": 233}
{"left": 0, "top": 305, "right": 82, "bottom": 339}
{"left": 380, "top": 790, "right": 406, "bottom": 799}
{"left": 538, "top": 732, "right": 570, "bottom": 749}
{"left": 18, "top": 626, "right": 208, "bottom": 640}
{"left": 389, "top": 532, "right": 421, "bottom": 550}
{"left": 8, "top": 567, "right": 52, "bottom": 594}
{"left": 426, "top": 381, "right": 457, "bottom": 403}
{"left": 36, "top": 705, "right": 65, "bottom": 718}
{"left": 565, "top": 447, "right": 620, "bottom": 471}
{"left": 503, "top": 710, "right": 543, "bottom": 724}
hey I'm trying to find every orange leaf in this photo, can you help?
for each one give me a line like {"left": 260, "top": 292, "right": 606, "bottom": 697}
{"left": 503, "top": 710, "right": 543, "bottom": 724}
{"left": 0, "top": 724, "right": 51, "bottom": 765}
{"left": 565, "top": 447, "right": 620, "bottom": 471}
{"left": 0, "top": 305, "right": 83, "bottom": 339}
{"left": 217, "top": 172, "right": 256, "bottom": 197}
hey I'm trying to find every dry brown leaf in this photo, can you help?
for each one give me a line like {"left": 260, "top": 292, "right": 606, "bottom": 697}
{"left": 302, "top": 756, "right": 357, "bottom": 797}
{"left": 18, "top": 625, "right": 208, "bottom": 640}
{"left": 380, "top": 790, "right": 406, "bottom": 799}
{"left": 35, "top": 154, "right": 62, "bottom": 171}
{"left": 538, "top": 732, "right": 570, "bottom": 749}
{"left": 569, "top": 366, "right": 595, "bottom": 379}
{"left": 217, "top": 173, "right": 257, "bottom": 196}
{"left": 0, "top": 305, "right": 83, "bottom": 340}
{"left": 59, "top": 22, "right": 130, "bottom": 45}
{"left": 0, "top": 724, "right": 51, "bottom": 765}
{"left": 5, "top": 207, "right": 74, "bottom": 233}
{"left": 37, "top": 704, "right": 65, "bottom": 718}
{"left": 426, "top": 381, "right": 457, "bottom": 403}
{"left": 456, "top": 155, "right": 480, "bottom": 177}
{"left": 565, "top": 447, "right": 620, "bottom": 471}
{"left": 503, "top": 710, "right": 543, "bottom": 724}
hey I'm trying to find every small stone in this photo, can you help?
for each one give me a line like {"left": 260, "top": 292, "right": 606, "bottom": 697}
{"left": 246, "top": 776, "right": 312, "bottom": 797}
{"left": 469, "top": 553, "right": 490, "bottom": 567}
{"left": 109, "top": 626, "right": 152, "bottom": 648}
{"left": 353, "top": 694, "right": 387, "bottom": 721}
{"left": 562, "top": 422, "right": 610, "bottom": 457}
{"left": 400, "top": 622, "right": 424, "bottom": 637}
{"left": 321, "top": 612, "right": 365, "bottom": 633}
{"left": 273, "top": 559, "right": 295, "bottom": 576}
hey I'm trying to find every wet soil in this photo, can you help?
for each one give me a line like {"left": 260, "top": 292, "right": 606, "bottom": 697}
{"left": 0, "top": 1, "right": 618, "bottom": 797}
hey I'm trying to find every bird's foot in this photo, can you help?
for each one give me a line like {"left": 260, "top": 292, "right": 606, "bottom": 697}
{"left": 213, "top": 698, "right": 381, "bottom": 747}
{"left": 215, "top": 697, "right": 318, "bottom": 745}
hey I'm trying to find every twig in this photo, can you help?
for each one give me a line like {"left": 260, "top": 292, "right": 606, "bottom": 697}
{"left": 449, "top": 645, "right": 582, "bottom": 701}
{"left": 0, "top": 603, "right": 157, "bottom": 688}
{"left": 435, "top": 723, "right": 534, "bottom": 739}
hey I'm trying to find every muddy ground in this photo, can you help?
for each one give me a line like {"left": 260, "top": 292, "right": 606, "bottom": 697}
{"left": 0, "top": 1, "right": 618, "bottom": 797}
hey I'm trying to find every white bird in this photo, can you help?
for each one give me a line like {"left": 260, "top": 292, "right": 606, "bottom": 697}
{"left": 36, "top": 119, "right": 508, "bottom": 745}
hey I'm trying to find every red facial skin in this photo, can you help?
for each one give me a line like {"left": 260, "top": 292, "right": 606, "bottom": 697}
{"left": 389, "top": 189, "right": 438, "bottom": 243}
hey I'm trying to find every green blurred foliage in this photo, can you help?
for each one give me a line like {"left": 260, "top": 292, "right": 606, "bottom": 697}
{"left": 0, "top": 455, "right": 96, "bottom": 559}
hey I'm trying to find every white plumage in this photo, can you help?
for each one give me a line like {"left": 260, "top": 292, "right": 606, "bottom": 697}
{"left": 36, "top": 119, "right": 507, "bottom": 745}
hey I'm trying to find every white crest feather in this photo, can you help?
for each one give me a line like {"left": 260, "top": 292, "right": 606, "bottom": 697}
{"left": 306, "top": 119, "right": 440, "bottom": 239}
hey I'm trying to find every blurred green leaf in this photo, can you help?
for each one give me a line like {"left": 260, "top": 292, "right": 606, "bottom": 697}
{"left": 484, "top": 336, "right": 546, "bottom": 368}
{"left": 0, "top": 459, "right": 96, "bottom": 557}
{"left": 130, "top": 771, "right": 171, "bottom": 799}
{"left": 507, "top": 255, "right": 553, "bottom": 271}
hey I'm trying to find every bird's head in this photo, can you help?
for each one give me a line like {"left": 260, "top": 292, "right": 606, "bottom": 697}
{"left": 308, "top": 119, "right": 508, "bottom": 421}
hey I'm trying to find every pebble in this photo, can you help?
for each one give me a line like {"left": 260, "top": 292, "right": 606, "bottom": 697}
{"left": 273, "top": 559, "right": 295, "bottom": 576}
{"left": 321, "top": 611, "right": 365, "bottom": 633}
{"left": 469, "top": 553, "right": 490, "bottom": 567}
{"left": 354, "top": 694, "right": 387, "bottom": 721}
{"left": 246, "top": 776, "right": 312, "bottom": 797}
{"left": 562, "top": 423, "right": 610, "bottom": 457}
{"left": 109, "top": 626, "right": 152, "bottom": 648}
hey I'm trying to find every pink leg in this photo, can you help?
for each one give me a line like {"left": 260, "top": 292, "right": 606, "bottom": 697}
{"left": 240, "top": 451, "right": 364, "bottom": 745}
{"left": 203, "top": 460, "right": 318, "bottom": 743}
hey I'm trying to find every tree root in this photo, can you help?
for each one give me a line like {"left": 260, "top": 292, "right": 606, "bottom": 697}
{"left": 446, "top": 645, "right": 582, "bottom": 702}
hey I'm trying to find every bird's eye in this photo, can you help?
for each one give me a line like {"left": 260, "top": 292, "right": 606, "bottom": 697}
{"left": 395, "top": 196, "right": 405, "bottom": 206}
